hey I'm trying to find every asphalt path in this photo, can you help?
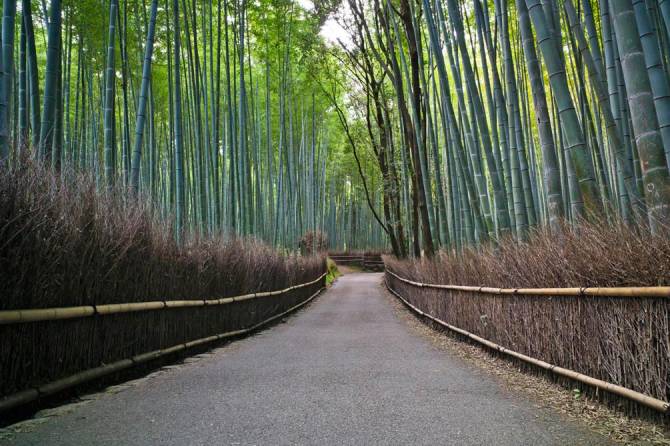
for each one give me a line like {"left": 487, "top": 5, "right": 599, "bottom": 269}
{"left": 2, "top": 272, "right": 608, "bottom": 445}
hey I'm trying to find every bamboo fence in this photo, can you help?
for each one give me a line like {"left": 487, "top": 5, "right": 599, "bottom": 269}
{"left": 385, "top": 270, "right": 670, "bottom": 298}
{"left": 0, "top": 272, "right": 326, "bottom": 413}
{"left": 385, "top": 269, "right": 670, "bottom": 413}
{"left": 0, "top": 272, "right": 327, "bottom": 325}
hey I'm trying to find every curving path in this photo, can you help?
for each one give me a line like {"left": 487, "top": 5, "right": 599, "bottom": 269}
{"left": 2, "top": 273, "right": 608, "bottom": 445}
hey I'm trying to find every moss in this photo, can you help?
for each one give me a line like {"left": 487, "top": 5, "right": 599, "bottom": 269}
{"left": 326, "top": 257, "right": 341, "bottom": 286}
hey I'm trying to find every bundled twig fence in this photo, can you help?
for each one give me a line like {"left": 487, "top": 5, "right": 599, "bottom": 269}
{"left": 385, "top": 268, "right": 670, "bottom": 414}
{"left": 0, "top": 161, "right": 329, "bottom": 415}
{"left": 0, "top": 271, "right": 326, "bottom": 413}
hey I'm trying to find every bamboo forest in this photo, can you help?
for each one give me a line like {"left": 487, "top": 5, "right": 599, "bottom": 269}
{"left": 4, "top": 0, "right": 670, "bottom": 256}
{"left": 3, "top": 0, "right": 670, "bottom": 255}
{"left": 3, "top": 0, "right": 670, "bottom": 441}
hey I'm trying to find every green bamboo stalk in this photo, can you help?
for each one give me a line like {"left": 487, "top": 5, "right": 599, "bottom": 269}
{"left": 23, "top": 0, "right": 39, "bottom": 150}
{"left": 173, "top": 0, "right": 185, "bottom": 238}
{"left": 611, "top": 0, "right": 670, "bottom": 230}
{"left": 130, "top": 0, "right": 159, "bottom": 194}
{"left": 525, "top": 0, "right": 602, "bottom": 216}
{"left": 0, "top": 0, "right": 16, "bottom": 161}
{"left": 516, "top": 0, "right": 563, "bottom": 230}
{"left": 18, "top": 13, "right": 26, "bottom": 152}
{"left": 103, "top": 0, "right": 118, "bottom": 187}
{"left": 632, "top": 0, "right": 670, "bottom": 169}
{"left": 37, "top": 0, "right": 61, "bottom": 162}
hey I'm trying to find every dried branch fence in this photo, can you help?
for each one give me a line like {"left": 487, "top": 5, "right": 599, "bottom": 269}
{"left": 0, "top": 271, "right": 327, "bottom": 414}
{"left": 385, "top": 269, "right": 670, "bottom": 414}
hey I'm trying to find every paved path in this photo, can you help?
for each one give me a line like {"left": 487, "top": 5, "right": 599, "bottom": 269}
{"left": 2, "top": 273, "right": 608, "bottom": 445}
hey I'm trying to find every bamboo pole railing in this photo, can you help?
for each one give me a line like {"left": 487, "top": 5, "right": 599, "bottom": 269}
{"left": 385, "top": 269, "right": 670, "bottom": 298}
{"left": 0, "top": 284, "right": 326, "bottom": 413}
{"left": 384, "top": 269, "right": 670, "bottom": 413}
{"left": 0, "top": 272, "right": 328, "bottom": 325}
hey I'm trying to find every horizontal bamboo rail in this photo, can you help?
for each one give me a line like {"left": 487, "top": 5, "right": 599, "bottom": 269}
{"left": 385, "top": 269, "right": 670, "bottom": 298}
{"left": 0, "top": 272, "right": 327, "bottom": 325}
{"left": 385, "top": 272, "right": 670, "bottom": 413}
{"left": 0, "top": 286, "right": 325, "bottom": 413}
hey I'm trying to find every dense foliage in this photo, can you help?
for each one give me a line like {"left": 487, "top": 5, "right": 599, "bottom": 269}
{"left": 4, "top": 0, "right": 670, "bottom": 256}
{"left": 0, "top": 0, "right": 387, "bottom": 251}
{"left": 327, "top": 0, "right": 670, "bottom": 256}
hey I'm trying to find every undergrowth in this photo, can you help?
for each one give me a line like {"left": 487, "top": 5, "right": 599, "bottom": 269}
{"left": 326, "top": 257, "right": 341, "bottom": 285}
{"left": 0, "top": 160, "right": 325, "bottom": 310}
{"left": 386, "top": 219, "right": 670, "bottom": 288}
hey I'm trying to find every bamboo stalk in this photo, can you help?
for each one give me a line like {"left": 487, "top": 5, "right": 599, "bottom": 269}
{"left": 95, "top": 302, "right": 166, "bottom": 314}
{"left": 0, "top": 272, "right": 326, "bottom": 325}
{"left": 385, "top": 278, "right": 670, "bottom": 413}
{"left": 0, "top": 286, "right": 325, "bottom": 413}
{"left": 164, "top": 300, "right": 206, "bottom": 308}
{"left": 0, "top": 306, "right": 96, "bottom": 324}
{"left": 385, "top": 270, "right": 670, "bottom": 298}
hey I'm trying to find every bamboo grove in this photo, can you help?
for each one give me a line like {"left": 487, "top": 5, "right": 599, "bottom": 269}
{"left": 4, "top": 0, "right": 670, "bottom": 257}
{"left": 327, "top": 0, "right": 670, "bottom": 257}
{"left": 0, "top": 0, "right": 390, "bottom": 252}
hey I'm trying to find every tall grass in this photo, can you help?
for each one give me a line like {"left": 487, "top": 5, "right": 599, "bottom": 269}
{"left": 0, "top": 160, "right": 324, "bottom": 310}
{"left": 386, "top": 220, "right": 670, "bottom": 288}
